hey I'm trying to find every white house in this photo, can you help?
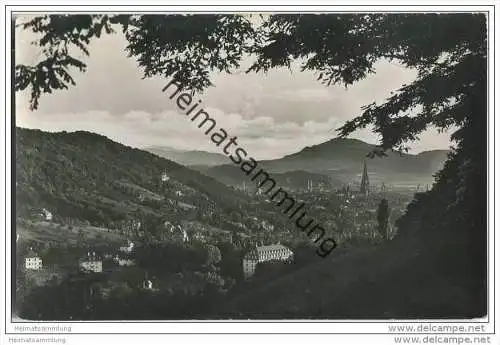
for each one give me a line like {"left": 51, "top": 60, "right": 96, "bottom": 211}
{"left": 79, "top": 252, "right": 103, "bottom": 273}
{"left": 178, "top": 225, "right": 189, "bottom": 243}
{"left": 25, "top": 248, "right": 42, "bottom": 270}
{"left": 42, "top": 209, "right": 53, "bottom": 221}
{"left": 243, "top": 244, "right": 294, "bottom": 279}
{"left": 142, "top": 279, "right": 153, "bottom": 290}
{"left": 161, "top": 171, "right": 170, "bottom": 182}
{"left": 32, "top": 208, "right": 52, "bottom": 221}
{"left": 119, "top": 241, "right": 134, "bottom": 254}
{"left": 141, "top": 272, "right": 156, "bottom": 290}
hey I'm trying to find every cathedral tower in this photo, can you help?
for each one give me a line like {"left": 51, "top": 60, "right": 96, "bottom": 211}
{"left": 360, "top": 161, "right": 370, "bottom": 196}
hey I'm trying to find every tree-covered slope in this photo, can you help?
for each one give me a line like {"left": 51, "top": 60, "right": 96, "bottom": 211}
{"left": 15, "top": 127, "right": 247, "bottom": 225}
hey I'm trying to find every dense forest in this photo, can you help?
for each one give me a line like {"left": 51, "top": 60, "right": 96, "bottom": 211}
{"left": 16, "top": 127, "right": 247, "bottom": 226}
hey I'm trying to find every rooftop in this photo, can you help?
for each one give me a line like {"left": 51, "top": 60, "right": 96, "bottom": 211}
{"left": 256, "top": 244, "right": 290, "bottom": 253}
{"left": 245, "top": 243, "right": 294, "bottom": 262}
{"left": 81, "top": 252, "right": 102, "bottom": 261}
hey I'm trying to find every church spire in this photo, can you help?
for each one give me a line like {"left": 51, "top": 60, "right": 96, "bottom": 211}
{"left": 360, "top": 160, "right": 370, "bottom": 196}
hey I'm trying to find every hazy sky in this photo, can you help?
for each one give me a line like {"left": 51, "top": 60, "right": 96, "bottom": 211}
{"left": 15, "top": 16, "right": 453, "bottom": 160}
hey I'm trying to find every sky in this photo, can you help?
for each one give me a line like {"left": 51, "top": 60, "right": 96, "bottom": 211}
{"left": 15, "top": 15, "right": 454, "bottom": 160}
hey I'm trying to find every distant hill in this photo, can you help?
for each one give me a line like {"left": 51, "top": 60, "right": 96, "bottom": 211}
{"left": 203, "top": 138, "right": 449, "bottom": 188}
{"left": 261, "top": 138, "right": 449, "bottom": 176}
{"left": 15, "top": 128, "right": 246, "bottom": 225}
{"left": 144, "top": 146, "right": 230, "bottom": 167}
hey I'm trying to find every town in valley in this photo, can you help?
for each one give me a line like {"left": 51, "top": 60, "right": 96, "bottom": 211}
{"left": 15, "top": 129, "right": 444, "bottom": 319}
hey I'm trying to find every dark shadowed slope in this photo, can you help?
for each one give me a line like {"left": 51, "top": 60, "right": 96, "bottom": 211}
{"left": 215, "top": 227, "right": 483, "bottom": 319}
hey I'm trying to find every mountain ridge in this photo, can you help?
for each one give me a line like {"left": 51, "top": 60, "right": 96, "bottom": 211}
{"left": 197, "top": 137, "right": 449, "bottom": 188}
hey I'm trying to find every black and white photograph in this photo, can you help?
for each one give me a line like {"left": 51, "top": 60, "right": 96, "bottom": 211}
{"left": 2, "top": 3, "right": 497, "bottom": 345}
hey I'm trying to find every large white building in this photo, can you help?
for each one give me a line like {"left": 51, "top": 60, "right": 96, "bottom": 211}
{"left": 243, "top": 244, "right": 294, "bottom": 279}
{"left": 25, "top": 249, "right": 42, "bottom": 270}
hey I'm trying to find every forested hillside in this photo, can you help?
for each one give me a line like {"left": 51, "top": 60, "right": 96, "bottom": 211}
{"left": 15, "top": 127, "right": 247, "bottom": 225}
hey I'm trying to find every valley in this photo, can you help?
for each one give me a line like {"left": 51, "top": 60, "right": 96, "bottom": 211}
{"left": 15, "top": 127, "right": 446, "bottom": 320}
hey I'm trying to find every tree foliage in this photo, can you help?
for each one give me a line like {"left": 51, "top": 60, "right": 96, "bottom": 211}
{"left": 15, "top": 14, "right": 255, "bottom": 110}
{"left": 15, "top": 14, "right": 486, "bottom": 155}
{"left": 16, "top": 128, "right": 245, "bottom": 226}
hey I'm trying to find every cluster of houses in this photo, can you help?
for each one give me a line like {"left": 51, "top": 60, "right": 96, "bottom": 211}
{"left": 21, "top": 239, "right": 158, "bottom": 290}
{"left": 20, "top": 204, "right": 296, "bottom": 284}
{"left": 22, "top": 240, "right": 137, "bottom": 273}
{"left": 23, "top": 238, "right": 295, "bottom": 283}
